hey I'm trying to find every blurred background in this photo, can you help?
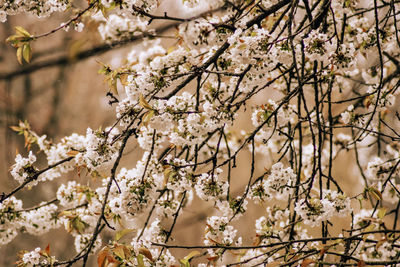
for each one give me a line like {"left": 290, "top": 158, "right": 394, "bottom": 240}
{"left": 0, "top": 4, "right": 122, "bottom": 264}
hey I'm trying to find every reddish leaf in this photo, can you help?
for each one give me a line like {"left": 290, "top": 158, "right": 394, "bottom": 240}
{"left": 357, "top": 260, "right": 366, "bottom": 267}
{"left": 207, "top": 256, "right": 219, "bottom": 262}
{"left": 301, "top": 258, "right": 315, "bottom": 267}
{"left": 139, "top": 247, "right": 154, "bottom": 262}
{"left": 97, "top": 247, "right": 109, "bottom": 267}
{"left": 45, "top": 244, "right": 50, "bottom": 255}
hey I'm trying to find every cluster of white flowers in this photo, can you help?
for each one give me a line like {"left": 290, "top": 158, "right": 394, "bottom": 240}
{"left": 204, "top": 216, "right": 237, "bottom": 246}
{"left": 0, "top": 197, "right": 65, "bottom": 246}
{"left": 250, "top": 162, "right": 296, "bottom": 202}
{"left": 12, "top": 126, "right": 121, "bottom": 190}
{"left": 255, "top": 206, "right": 290, "bottom": 238}
{"left": 0, "top": 0, "right": 69, "bottom": 22}
{"left": 22, "top": 203, "right": 62, "bottom": 235}
{"left": 195, "top": 169, "right": 228, "bottom": 202}
{"left": 142, "top": 92, "right": 229, "bottom": 147}
{"left": 56, "top": 181, "right": 94, "bottom": 209}
{"left": 304, "top": 30, "right": 336, "bottom": 64}
{"left": 0, "top": 197, "right": 23, "bottom": 245}
{"left": 341, "top": 104, "right": 354, "bottom": 125}
{"left": 367, "top": 157, "right": 393, "bottom": 181}
{"left": 251, "top": 100, "right": 296, "bottom": 156}
{"left": 351, "top": 209, "right": 400, "bottom": 261}
{"left": 107, "top": 152, "right": 161, "bottom": 223}
{"left": 128, "top": 218, "right": 177, "bottom": 266}
{"left": 74, "top": 234, "right": 102, "bottom": 254}
{"left": 97, "top": 13, "right": 149, "bottom": 42}
{"left": 20, "top": 247, "right": 54, "bottom": 266}
{"left": 162, "top": 155, "right": 193, "bottom": 192}
{"left": 10, "top": 151, "right": 37, "bottom": 184}
{"left": 238, "top": 205, "right": 309, "bottom": 265}
{"left": 80, "top": 127, "right": 121, "bottom": 173}
{"left": 295, "top": 190, "right": 351, "bottom": 227}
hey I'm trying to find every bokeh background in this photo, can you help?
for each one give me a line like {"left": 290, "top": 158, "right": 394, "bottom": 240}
{"left": 0, "top": 5, "right": 120, "bottom": 264}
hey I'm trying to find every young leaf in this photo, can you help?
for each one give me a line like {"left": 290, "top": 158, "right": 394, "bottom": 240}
{"left": 137, "top": 254, "right": 145, "bottom": 267}
{"left": 66, "top": 150, "right": 80, "bottom": 157}
{"left": 97, "top": 246, "right": 119, "bottom": 267}
{"left": 167, "top": 46, "right": 176, "bottom": 54}
{"left": 368, "top": 186, "right": 382, "bottom": 201}
{"left": 16, "top": 46, "right": 23, "bottom": 65}
{"left": 365, "top": 223, "right": 375, "bottom": 233}
{"left": 114, "top": 228, "right": 135, "bottom": 241}
{"left": 112, "top": 245, "right": 125, "bottom": 260}
{"left": 377, "top": 207, "right": 387, "bottom": 219}
{"left": 10, "top": 125, "right": 22, "bottom": 132}
{"left": 183, "top": 250, "right": 200, "bottom": 261}
{"left": 375, "top": 238, "right": 385, "bottom": 249}
{"left": 109, "top": 75, "right": 119, "bottom": 96}
{"left": 363, "top": 224, "right": 375, "bottom": 241}
{"left": 163, "top": 167, "right": 173, "bottom": 187}
{"left": 180, "top": 250, "right": 200, "bottom": 266}
{"left": 97, "top": 247, "right": 109, "bottom": 267}
{"left": 138, "top": 247, "right": 154, "bottom": 262}
{"left": 15, "top": 26, "right": 31, "bottom": 37}
{"left": 301, "top": 258, "right": 315, "bottom": 267}
{"left": 5, "top": 35, "right": 22, "bottom": 47}
{"left": 22, "top": 43, "right": 32, "bottom": 63}
{"left": 253, "top": 234, "right": 261, "bottom": 246}
{"left": 119, "top": 73, "right": 129, "bottom": 85}
{"left": 142, "top": 110, "right": 155, "bottom": 126}
{"left": 68, "top": 39, "right": 86, "bottom": 60}
{"left": 179, "top": 259, "right": 190, "bottom": 267}
{"left": 139, "top": 94, "right": 153, "bottom": 110}
{"left": 357, "top": 260, "right": 366, "bottom": 267}
{"left": 45, "top": 244, "right": 50, "bottom": 255}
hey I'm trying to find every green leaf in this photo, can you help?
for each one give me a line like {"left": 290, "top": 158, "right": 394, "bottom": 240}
{"left": 10, "top": 125, "right": 22, "bottom": 132}
{"left": 16, "top": 46, "right": 23, "bottom": 65}
{"left": 22, "top": 44, "right": 32, "bottom": 63}
{"left": 5, "top": 35, "right": 22, "bottom": 47}
{"left": 108, "top": 76, "right": 118, "bottom": 96}
{"left": 139, "top": 94, "right": 153, "bottom": 110}
{"left": 179, "top": 251, "right": 200, "bottom": 267}
{"left": 183, "top": 250, "right": 200, "bottom": 261}
{"left": 357, "top": 195, "right": 363, "bottom": 209}
{"left": 363, "top": 223, "right": 375, "bottom": 240}
{"left": 114, "top": 228, "right": 135, "bottom": 241}
{"left": 97, "top": 61, "right": 110, "bottom": 75}
{"left": 15, "top": 26, "right": 31, "bottom": 37}
{"left": 377, "top": 207, "right": 386, "bottom": 219}
{"left": 69, "top": 216, "right": 89, "bottom": 234}
{"left": 137, "top": 254, "right": 145, "bottom": 267}
{"left": 112, "top": 245, "right": 125, "bottom": 260}
{"left": 179, "top": 259, "right": 190, "bottom": 267}
{"left": 368, "top": 186, "right": 382, "bottom": 201}
{"left": 142, "top": 110, "right": 155, "bottom": 126}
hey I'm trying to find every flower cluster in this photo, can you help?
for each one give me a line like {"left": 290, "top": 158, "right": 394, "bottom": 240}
{"left": 0, "top": 0, "right": 69, "bottom": 22}
{"left": 295, "top": 190, "right": 351, "bottom": 227}
{"left": 204, "top": 216, "right": 237, "bottom": 247}
{"left": 18, "top": 247, "right": 55, "bottom": 267}
{"left": 10, "top": 151, "right": 37, "bottom": 184}
{"left": 250, "top": 162, "right": 296, "bottom": 202}
{"left": 0, "top": 197, "right": 23, "bottom": 245}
